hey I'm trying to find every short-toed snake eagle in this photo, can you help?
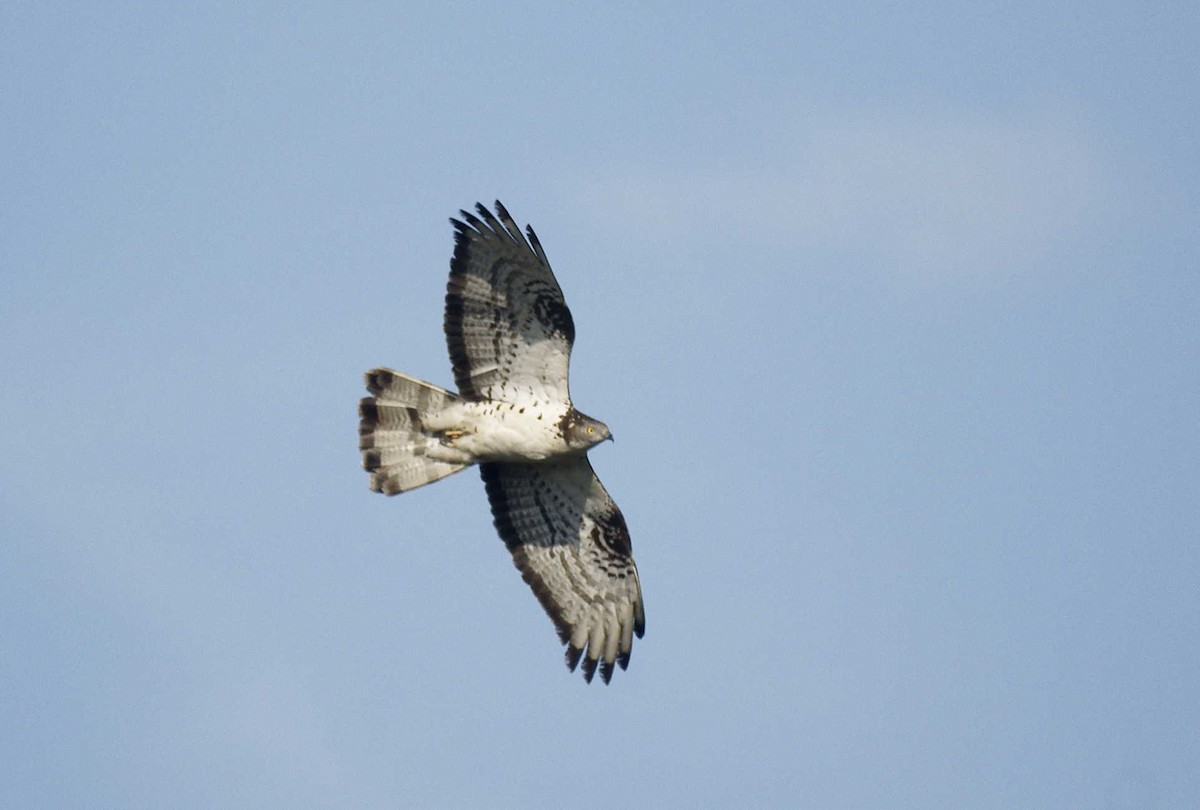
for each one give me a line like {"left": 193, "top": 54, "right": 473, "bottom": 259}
{"left": 358, "top": 202, "right": 644, "bottom": 683}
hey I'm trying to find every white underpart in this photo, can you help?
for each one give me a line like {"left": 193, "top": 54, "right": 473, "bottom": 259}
{"left": 423, "top": 399, "right": 571, "bottom": 463}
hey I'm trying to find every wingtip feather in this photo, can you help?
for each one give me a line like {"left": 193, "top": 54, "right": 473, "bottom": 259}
{"left": 580, "top": 655, "right": 598, "bottom": 684}
{"left": 364, "top": 368, "right": 391, "bottom": 395}
{"left": 564, "top": 644, "right": 583, "bottom": 672}
{"left": 358, "top": 398, "right": 379, "bottom": 425}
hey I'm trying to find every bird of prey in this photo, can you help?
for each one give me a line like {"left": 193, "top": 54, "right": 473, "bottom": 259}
{"left": 358, "top": 201, "right": 644, "bottom": 684}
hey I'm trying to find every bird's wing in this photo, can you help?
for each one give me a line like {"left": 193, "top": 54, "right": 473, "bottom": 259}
{"left": 480, "top": 457, "right": 645, "bottom": 683}
{"left": 444, "top": 201, "right": 575, "bottom": 404}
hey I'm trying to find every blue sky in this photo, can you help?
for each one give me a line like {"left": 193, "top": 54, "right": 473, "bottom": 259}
{"left": 2, "top": 3, "right": 1197, "bottom": 807}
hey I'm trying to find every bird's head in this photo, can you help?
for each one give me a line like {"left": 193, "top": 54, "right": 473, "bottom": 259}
{"left": 560, "top": 409, "right": 612, "bottom": 451}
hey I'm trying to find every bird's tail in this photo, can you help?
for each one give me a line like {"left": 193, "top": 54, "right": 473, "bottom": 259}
{"left": 358, "top": 368, "right": 469, "bottom": 494}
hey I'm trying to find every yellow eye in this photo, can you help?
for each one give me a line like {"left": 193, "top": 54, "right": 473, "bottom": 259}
{"left": 587, "top": 427, "right": 595, "bottom": 434}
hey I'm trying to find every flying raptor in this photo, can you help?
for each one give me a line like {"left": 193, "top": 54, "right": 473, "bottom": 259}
{"left": 358, "top": 201, "right": 645, "bottom": 683}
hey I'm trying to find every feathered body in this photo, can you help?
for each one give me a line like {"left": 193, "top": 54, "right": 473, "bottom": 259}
{"left": 358, "top": 202, "right": 644, "bottom": 684}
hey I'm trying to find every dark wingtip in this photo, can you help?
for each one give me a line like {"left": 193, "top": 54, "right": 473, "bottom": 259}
{"left": 599, "top": 659, "right": 615, "bottom": 684}
{"left": 364, "top": 368, "right": 392, "bottom": 395}
{"left": 358, "top": 398, "right": 379, "bottom": 425}
{"left": 580, "top": 655, "right": 598, "bottom": 684}
{"left": 472, "top": 202, "right": 502, "bottom": 233}
{"left": 617, "top": 649, "right": 630, "bottom": 671}
{"left": 362, "top": 447, "right": 382, "bottom": 472}
{"left": 564, "top": 644, "right": 583, "bottom": 672}
{"left": 553, "top": 622, "right": 572, "bottom": 646}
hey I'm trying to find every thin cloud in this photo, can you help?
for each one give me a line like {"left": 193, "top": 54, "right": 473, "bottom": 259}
{"left": 578, "top": 108, "right": 1105, "bottom": 282}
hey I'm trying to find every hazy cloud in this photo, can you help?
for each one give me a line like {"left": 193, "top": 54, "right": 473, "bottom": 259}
{"left": 579, "top": 108, "right": 1105, "bottom": 282}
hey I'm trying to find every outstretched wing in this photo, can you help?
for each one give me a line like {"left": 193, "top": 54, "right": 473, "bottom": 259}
{"left": 444, "top": 201, "right": 575, "bottom": 404}
{"left": 480, "top": 457, "right": 645, "bottom": 684}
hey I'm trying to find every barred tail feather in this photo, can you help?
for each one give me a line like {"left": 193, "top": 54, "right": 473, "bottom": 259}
{"left": 359, "top": 368, "right": 469, "bottom": 494}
